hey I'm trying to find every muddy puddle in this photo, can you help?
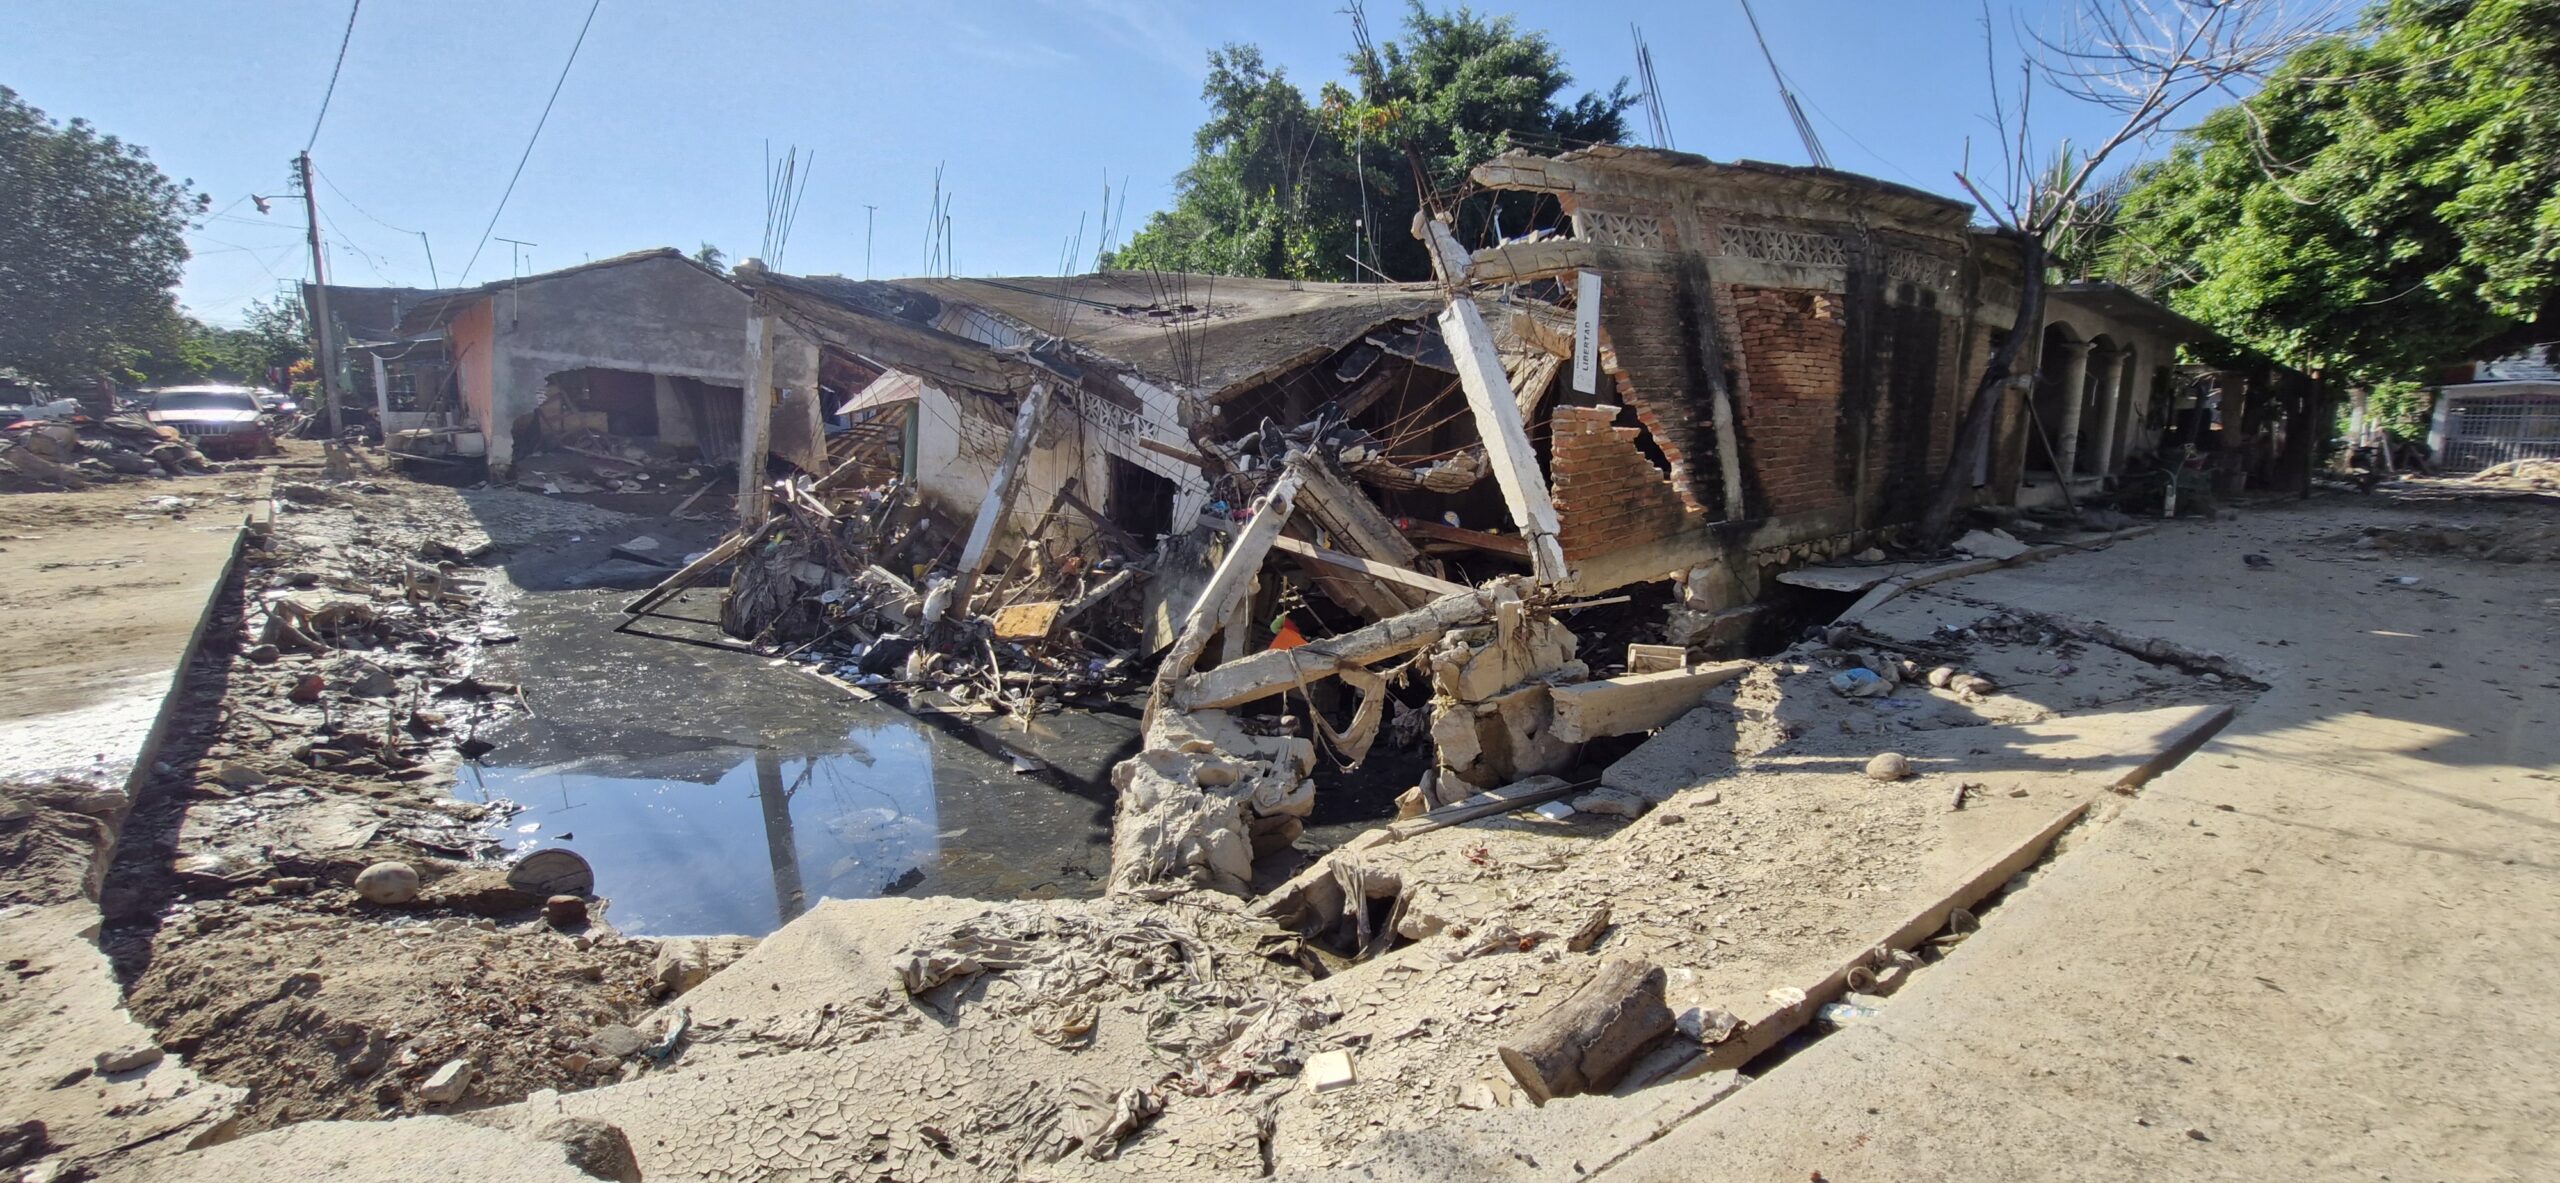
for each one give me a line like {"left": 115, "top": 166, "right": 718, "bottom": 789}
{"left": 458, "top": 585, "right": 1111, "bottom": 936}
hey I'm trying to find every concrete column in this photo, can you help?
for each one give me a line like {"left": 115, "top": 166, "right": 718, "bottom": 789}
{"left": 2088, "top": 349, "right": 2126, "bottom": 478}
{"left": 2053, "top": 340, "right": 2094, "bottom": 483}
{"left": 2110, "top": 360, "right": 2146, "bottom": 471}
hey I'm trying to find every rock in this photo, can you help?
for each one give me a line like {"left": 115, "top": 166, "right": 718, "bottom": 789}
{"left": 1393, "top": 786, "right": 1428, "bottom": 820}
{"left": 212, "top": 763, "right": 269, "bottom": 789}
{"left": 95, "top": 1044, "right": 163, "bottom": 1074}
{"left": 1865, "top": 752, "right": 1912, "bottom": 782}
{"left": 1952, "top": 674, "right": 1998, "bottom": 696}
{"left": 587, "top": 1025, "right": 648, "bottom": 1059}
{"left": 244, "top": 644, "right": 280, "bottom": 665}
{"left": 538, "top": 1117, "right": 642, "bottom": 1182}
{"left": 508, "top": 848, "right": 595, "bottom": 896}
{"left": 649, "top": 936, "right": 755, "bottom": 998}
{"left": 545, "top": 895, "right": 588, "bottom": 928}
{"left": 353, "top": 861, "right": 421, "bottom": 905}
{"left": 1951, "top": 528, "right": 2032, "bottom": 560}
{"left": 346, "top": 664, "right": 397, "bottom": 698}
{"left": 1926, "top": 665, "right": 1957, "bottom": 689}
{"left": 288, "top": 674, "right": 326, "bottom": 704}
{"left": 1571, "top": 787, "right": 1650, "bottom": 818}
{"left": 419, "top": 1057, "right": 472, "bottom": 1104}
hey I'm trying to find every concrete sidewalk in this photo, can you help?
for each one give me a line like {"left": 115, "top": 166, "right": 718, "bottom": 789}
{"left": 1603, "top": 495, "right": 2560, "bottom": 1181}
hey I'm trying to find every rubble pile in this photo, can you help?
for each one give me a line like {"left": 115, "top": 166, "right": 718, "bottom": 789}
{"left": 0, "top": 415, "right": 210, "bottom": 491}
{"left": 682, "top": 463, "right": 1153, "bottom": 720}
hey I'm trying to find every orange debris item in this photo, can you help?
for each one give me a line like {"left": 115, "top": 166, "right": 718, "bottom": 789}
{"left": 1269, "top": 618, "right": 1307, "bottom": 650}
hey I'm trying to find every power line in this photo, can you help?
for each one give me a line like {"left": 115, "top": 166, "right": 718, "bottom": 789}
{"left": 305, "top": 0, "right": 363, "bottom": 153}
{"left": 456, "top": 0, "right": 604, "bottom": 287}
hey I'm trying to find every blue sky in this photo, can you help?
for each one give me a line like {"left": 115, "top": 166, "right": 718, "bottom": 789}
{"left": 8, "top": 1, "right": 2161, "bottom": 327}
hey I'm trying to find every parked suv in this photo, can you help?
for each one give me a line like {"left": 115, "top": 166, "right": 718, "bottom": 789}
{"left": 144, "top": 387, "right": 275, "bottom": 458}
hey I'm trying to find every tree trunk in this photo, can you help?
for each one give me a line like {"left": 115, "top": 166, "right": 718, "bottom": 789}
{"left": 1918, "top": 233, "right": 2048, "bottom": 547}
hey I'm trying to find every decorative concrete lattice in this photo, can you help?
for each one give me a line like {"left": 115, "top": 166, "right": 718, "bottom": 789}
{"left": 1886, "top": 248, "right": 1960, "bottom": 294}
{"left": 1576, "top": 210, "right": 1667, "bottom": 250}
{"left": 1717, "top": 224, "right": 1849, "bottom": 268}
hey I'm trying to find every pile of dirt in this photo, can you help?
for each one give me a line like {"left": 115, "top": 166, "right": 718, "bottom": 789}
{"left": 0, "top": 779, "right": 124, "bottom": 906}
{"left": 2343, "top": 519, "right": 2560, "bottom": 563}
{"left": 123, "top": 898, "right": 664, "bottom": 1130}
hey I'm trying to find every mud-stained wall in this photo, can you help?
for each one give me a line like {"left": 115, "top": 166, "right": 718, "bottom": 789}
{"left": 1474, "top": 150, "right": 2019, "bottom": 589}
{"left": 476, "top": 254, "right": 748, "bottom": 471}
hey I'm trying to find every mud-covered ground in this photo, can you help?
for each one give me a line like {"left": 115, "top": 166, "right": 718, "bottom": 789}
{"left": 95, "top": 451, "right": 718, "bottom": 1133}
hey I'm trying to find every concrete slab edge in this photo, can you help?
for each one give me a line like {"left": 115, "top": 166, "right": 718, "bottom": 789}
{"left": 1834, "top": 526, "right": 2159, "bottom": 626}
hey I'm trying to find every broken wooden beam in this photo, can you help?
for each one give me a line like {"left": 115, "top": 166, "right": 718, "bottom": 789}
{"left": 622, "top": 517, "right": 779, "bottom": 618}
{"left": 1548, "top": 661, "right": 1753, "bottom": 743}
{"left": 1397, "top": 519, "right": 1531, "bottom": 561}
{"left": 1146, "top": 461, "right": 1307, "bottom": 724}
{"left": 1498, "top": 958, "right": 1674, "bottom": 1105}
{"left": 949, "top": 381, "right": 1054, "bottom": 610}
{"left": 1385, "top": 773, "right": 1587, "bottom": 841}
{"left": 1201, "top": 516, "right": 1471, "bottom": 600}
{"left": 738, "top": 313, "right": 778, "bottom": 528}
{"left": 1176, "top": 585, "right": 1495, "bottom": 711}
{"left": 1294, "top": 453, "right": 1439, "bottom": 614}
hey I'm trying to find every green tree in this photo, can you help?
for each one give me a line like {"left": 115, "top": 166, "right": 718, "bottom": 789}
{"left": 2103, "top": 0, "right": 2560, "bottom": 385}
{"left": 1112, "top": 2, "right": 1632, "bottom": 283}
{"left": 0, "top": 86, "right": 207, "bottom": 385}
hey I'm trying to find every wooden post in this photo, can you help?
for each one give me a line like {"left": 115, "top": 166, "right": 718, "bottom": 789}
{"left": 949, "top": 381, "right": 1053, "bottom": 611}
{"left": 1296, "top": 453, "right": 1436, "bottom": 614}
{"left": 739, "top": 313, "right": 777, "bottom": 528}
{"left": 1145, "top": 461, "right": 1305, "bottom": 727}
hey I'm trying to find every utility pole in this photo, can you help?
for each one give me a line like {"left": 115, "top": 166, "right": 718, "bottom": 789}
{"left": 863, "top": 205, "right": 877, "bottom": 280}
{"left": 297, "top": 151, "right": 344, "bottom": 439}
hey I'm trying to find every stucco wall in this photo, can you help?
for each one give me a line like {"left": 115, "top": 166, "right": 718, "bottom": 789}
{"left": 481, "top": 255, "right": 748, "bottom": 470}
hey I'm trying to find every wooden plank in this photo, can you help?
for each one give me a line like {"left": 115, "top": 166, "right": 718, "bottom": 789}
{"left": 1548, "top": 662, "right": 1752, "bottom": 743}
{"left": 1178, "top": 586, "right": 1493, "bottom": 711}
{"left": 990, "top": 600, "right": 1063, "bottom": 641}
{"left": 1398, "top": 519, "right": 1532, "bottom": 561}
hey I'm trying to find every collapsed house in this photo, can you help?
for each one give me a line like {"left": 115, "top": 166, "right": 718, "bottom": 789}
{"left": 350, "top": 250, "right": 751, "bottom": 476}
{"left": 660, "top": 145, "right": 2267, "bottom": 905}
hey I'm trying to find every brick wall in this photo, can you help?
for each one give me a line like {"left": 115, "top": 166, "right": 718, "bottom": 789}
{"left": 1726, "top": 285, "right": 1849, "bottom": 518}
{"left": 1550, "top": 402, "right": 1693, "bottom": 561}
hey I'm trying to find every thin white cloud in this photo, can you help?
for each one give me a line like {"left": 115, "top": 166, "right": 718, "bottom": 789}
{"left": 1039, "top": 0, "right": 1206, "bottom": 78}
{"left": 948, "top": 19, "right": 1081, "bottom": 69}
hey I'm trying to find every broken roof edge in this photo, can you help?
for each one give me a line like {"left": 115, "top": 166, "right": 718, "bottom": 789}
{"left": 399, "top": 248, "right": 745, "bottom": 326}
{"left": 742, "top": 264, "right": 1448, "bottom": 402}
{"left": 1470, "top": 144, "right": 1975, "bottom": 229}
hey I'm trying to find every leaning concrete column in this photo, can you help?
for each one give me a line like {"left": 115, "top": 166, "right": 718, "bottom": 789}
{"left": 2109, "top": 358, "right": 2145, "bottom": 472}
{"left": 2053, "top": 340, "right": 2093, "bottom": 483}
{"left": 2088, "top": 348, "right": 2125, "bottom": 478}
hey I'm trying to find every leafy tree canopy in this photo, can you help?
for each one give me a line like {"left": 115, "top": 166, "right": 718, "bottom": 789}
{"left": 1111, "top": 2, "right": 1633, "bottom": 283}
{"left": 2102, "top": 0, "right": 2560, "bottom": 385}
{"left": 0, "top": 85, "right": 207, "bottom": 385}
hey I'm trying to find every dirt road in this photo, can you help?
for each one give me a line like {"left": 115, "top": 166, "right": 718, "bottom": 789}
{"left": 1603, "top": 489, "right": 2560, "bottom": 1180}
{"left": 0, "top": 474, "right": 266, "bottom": 785}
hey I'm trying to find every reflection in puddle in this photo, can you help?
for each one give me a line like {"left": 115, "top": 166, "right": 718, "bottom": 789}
{"left": 460, "top": 725, "right": 952, "bottom": 936}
